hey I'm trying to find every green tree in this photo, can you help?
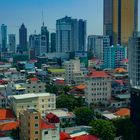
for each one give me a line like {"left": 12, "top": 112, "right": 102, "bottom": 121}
{"left": 74, "top": 107, "right": 94, "bottom": 125}
{"left": 56, "top": 94, "right": 76, "bottom": 111}
{"left": 90, "top": 119, "right": 116, "bottom": 140}
{"left": 113, "top": 117, "right": 137, "bottom": 140}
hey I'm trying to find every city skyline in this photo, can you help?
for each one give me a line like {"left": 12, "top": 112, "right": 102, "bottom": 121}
{"left": 0, "top": 0, "right": 140, "bottom": 40}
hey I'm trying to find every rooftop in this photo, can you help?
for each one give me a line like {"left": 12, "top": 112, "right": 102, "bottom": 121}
{"left": 0, "top": 109, "right": 15, "bottom": 120}
{"left": 8, "top": 93, "right": 53, "bottom": 100}
{"left": 48, "top": 68, "right": 65, "bottom": 73}
{"left": 40, "top": 119, "right": 55, "bottom": 130}
{"left": 0, "top": 121, "right": 19, "bottom": 131}
{"left": 86, "top": 70, "right": 109, "bottom": 78}
{"left": 47, "top": 109, "right": 75, "bottom": 118}
{"left": 115, "top": 108, "right": 130, "bottom": 117}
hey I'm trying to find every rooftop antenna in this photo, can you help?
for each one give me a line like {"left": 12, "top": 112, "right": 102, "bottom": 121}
{"left": 42, "top": 10, "right": 44, "bottom": 26}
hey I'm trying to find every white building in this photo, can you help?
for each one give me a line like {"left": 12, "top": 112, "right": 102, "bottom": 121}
{"left": 85, "top": 70, "right": 111, "bottom": 105}
{"left": 64, "top": 59, "right": 84, "bottom": 85}
{"left": 8, "top": 93, "right": 56, "bottom": 117}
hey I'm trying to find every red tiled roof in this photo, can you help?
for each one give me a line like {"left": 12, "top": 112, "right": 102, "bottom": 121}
{"left": 0, "top": 121, "right": 19, "bottom": 131}
{"left": 46, "top": 113, "right": 60, "bottom": 123}
{"left": 73, "top": 135, "right": 98, "bottom": 140}
{"left": 40, "top": 119, "right": 55, "bottom": 129}
{"left": 115, "top": 108, "right": 130, "bottom": 117}
{"left": 29, "top": 77, "right": 38, "bottom": 82}
{"left": 55, "top": 80, "right": 65, "bottom": 85}
{"left": 87, "top": 70, "right": 109, "bottom": 78}
{"left": 60, "top": 132, "right": 71, "bottom": 140}
{"left": 0, "top": 109, "right": 15, "bottom": 120}
{"left": 75, "top": 85, "right": 86, "bottom": 90}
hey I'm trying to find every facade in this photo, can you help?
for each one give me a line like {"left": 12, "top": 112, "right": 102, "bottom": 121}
{"left": 1, "top": 24, "right": 7, "bottom": 52}
{"left": 129, "top": 33, "right": 140, "bottom": 128}
{"left": 56, "top": 16, "right": 86, "bottom": 53}
{"left": 29, "top": 34, "right": 48, "bottom": 56}
{"left": 51, "top": 32, "right": 56, "bottom": 52}
{"left": 8, "top": 93, "right": 56, "bottom": 117}
{"left": 19, "top": 109, "right": 41, "bottom": 140}
{"left": 87, "top": 35, "right": 110, "bottom": 60}
{"left": 41, "top": 23, "right": 49, "bottom": 53}
{"left": 26, "top": 78, "right": 46, "bottom": 93}
{"left": 85, "top": 70, "right": 111, "bottom": 105}
{"left": 19, "top": 23, "right": 27, "bottom": 53}
{"left": 19, "top": 109, "right": 60, "bottom": 140}
{"left": 103, "top": 0, "right": 138, "bottom": 46}
{"left": 103, "top": 45, "right": 127, "bottom": 69}
{"left": 64, "top": 59, "right": 84, "bottom": 85}
{"left": 8, "top": 34, "right": 16, "bottom": 53}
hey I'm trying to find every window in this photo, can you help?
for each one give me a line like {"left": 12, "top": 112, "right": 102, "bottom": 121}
{"left": 44, "top": 131, "right": 48, "bottom": 135}
{"left": 42, "top": 99, "right": 44, "bottom": 102}
{"left": 35, "top": 131, "right": 38, "bottom": 134}
{"left": 35, "top": 139, "right": 38, "bottom": 140}
{"left": 35, "top": 123, "right": 38, "bottom": 128}
{"left": 42, "top": 105, "right": 44, "bottom": 108}
{"left": 34, "top": 116, "right": 38, "bottom": 120}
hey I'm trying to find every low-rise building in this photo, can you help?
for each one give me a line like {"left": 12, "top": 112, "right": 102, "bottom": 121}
{"left": 8, "top": 93, "right": 56, "bottom": 117}
{"left": 46, "top": 109, "right": 76, "bottom": 128}
{"left": 85, "top": 70, "right": 111, "bottom": 105}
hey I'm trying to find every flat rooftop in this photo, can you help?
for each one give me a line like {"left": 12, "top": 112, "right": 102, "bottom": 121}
{"left": 8, "top": 93, "right": 54, "bottom": 100}
{"left": 47, "top": 109, "right": 75, "bottom": 117}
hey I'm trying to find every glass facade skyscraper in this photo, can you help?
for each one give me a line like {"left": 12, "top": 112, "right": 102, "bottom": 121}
{"left": 104, "top": 0, "right": 138, "bottom": 46}
{"left": 1, "top": 24, "right": 7, "bottom": 52}
{"left": 19, "top": 23, "right": 27, "bottom": 53}
{"left": 56, "top": 16, "right": 86, "bottom": 53}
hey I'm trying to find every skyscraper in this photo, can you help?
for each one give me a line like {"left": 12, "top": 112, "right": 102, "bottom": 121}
{"left": 41, "top": 23, "right": 49, "bottom": 53}
{"left": 51, "top": 33, "right": 56, "bottom": 52}
{"left": 8, "top": 34, "right": 16, "bottom": 53}
{"left": 56, "top": 16, "right": 86, "bottom": 53}
{"left": 19, "top": 23, "right": 27, "bottom": 53}
{"left": 129, "top": 32, "right": 140, "bottom": 137}
{"left": 78, "top": 19, "right": 86, "bottom": 51}
{"left": 1, "top": 24, "right": 7, "bottom": 52}
{"left": 104, "top": 0, "right": 138, "bottom": 46}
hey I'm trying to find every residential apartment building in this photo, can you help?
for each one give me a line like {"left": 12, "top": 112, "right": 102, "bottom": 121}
{"left": 64, "top": 59, "right": 84, "bottom": 85}
{"left": 19, "top": 109, "right": 41, "bottom": 140}
{"left": 26, "top": 78, "right": 46, "bottom": 93}
{"left": 85, "top": 70, "right": 111, "bottom": 105}
{"left": 8, "top": 93, "right": 56, "bottom": 117}
{"left": 19, "top": 109, "right": 60, "bottom": 140}
{"left": 103, "top": 45, "right": 127, "bottom": 69}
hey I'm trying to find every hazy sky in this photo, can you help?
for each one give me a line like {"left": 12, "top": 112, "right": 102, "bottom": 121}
{"left": 0, "top": 0, "right": 140, "bottom": 40}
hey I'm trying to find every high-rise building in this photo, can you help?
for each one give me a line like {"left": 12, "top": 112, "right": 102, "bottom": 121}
{"left": 87, "top": 35, "right": 110, "bottom": 60}
{"left": 129, "top": 32, "right": 140, "bottom": 136}
{"left": 103, "top": 45, "right": 127, "bottom": 69}
{"left": 1, "top": 24, "right": 7, "bottom": 52}
{"left": 56, "top": 16, "right": 86, "bottom": 53}
{"left": 8, "top": 34, "right": 16, "bottom": 53}
{"left": 41, "top": 23, "right": 49, "bottom": 53}
{"left": 19, "top": 23, "right": 27, "bottom": 53}
{"left": 78, "top": 19, "right": 86, "bottom": 51}
{"left": 104, "top": 0, "right": 138, "bottom": 46}
{"left": 51, "top": 33, "right": 56, "bottom": 52}
{"left": 29, "top": 34, "right": 48, "bottom": 56}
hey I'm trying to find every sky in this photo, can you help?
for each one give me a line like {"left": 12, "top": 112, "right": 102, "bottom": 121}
{"left": 0, "top": 0, "right": 140, "bottom": 41}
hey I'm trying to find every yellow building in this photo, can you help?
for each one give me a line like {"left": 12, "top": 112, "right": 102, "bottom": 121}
{"left": 8, "top": 93, "right": 56, "bottom": 117}
{"left": 104, "top": 0, "right": 138, "bottom": 46}
{"left": 19, "top": 109, "right": 41, "bottom": 140}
